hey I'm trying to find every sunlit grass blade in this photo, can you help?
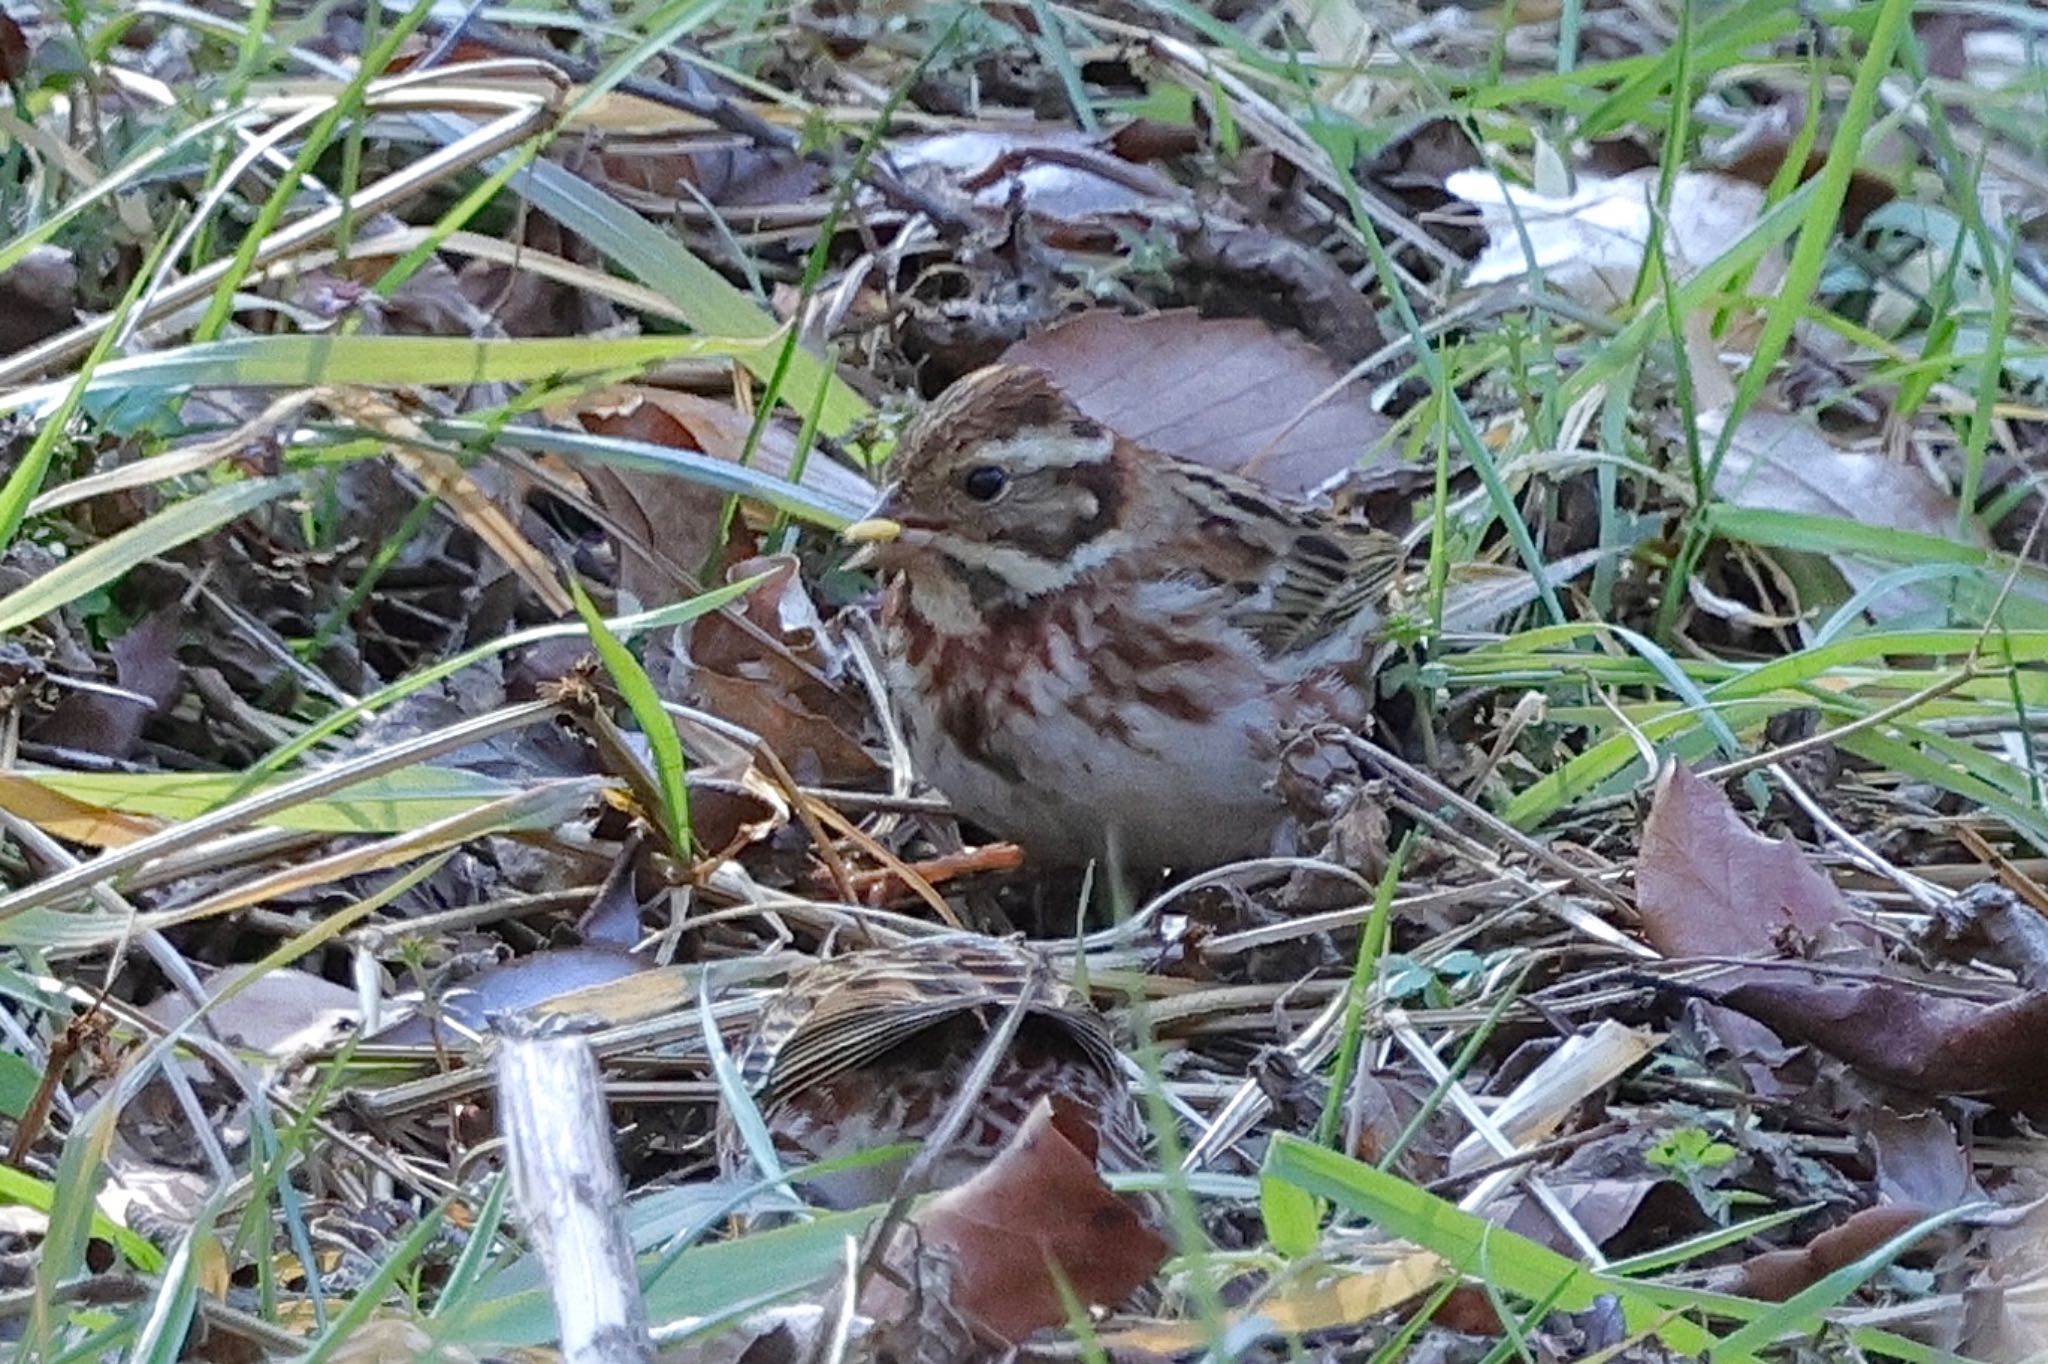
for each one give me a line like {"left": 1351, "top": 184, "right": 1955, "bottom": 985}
{"left": 0, "top": 476, "right": 292, "bottom": 633}
{"left": 570, "top": 578, "right": 692, "bottom": 859}
{"left": 241, "top": 573, "right": 767, "bottom": 784}
{"left": 492, "top": 151, "right": 868, "bottom": 436}
{"left": 0, "top": 767, "right": 517, "bottom": 837}
{"left": 431, "top": 420, "right": 868, "bottom": 527}
{"left": 0, "top": 334, "right": 786, "bottom": 419}
{"left": 1262, "top": 1134, "right": 1718, "bottom": 1358}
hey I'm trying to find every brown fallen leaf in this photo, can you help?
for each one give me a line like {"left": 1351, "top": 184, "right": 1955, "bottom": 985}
{"left": 1729, "top": 1204, "right": 1941, "bottom": 1302}
{"left": 1001, "top": 310, "right": 1393, "bottom": 498}
{"left": 1706, "top": 407, "right": 1988, "bottom": 622}
{"left": 0, "top": 9, "right": 27, "bottom": 83}
{"left": 1476, "top": 1128, "right": 1705, "bottom": 1258}
{"left": 0, "top": 244, "right": 76, "bottom": 358}
{"left": 680, "top": 555, "right": 878, "bottom": 786}
{"left": 1925, "top": 880, "right": 2048, "bottom": 988}
{"left": 28, "top": 606, "right": 182, "bottom": 760}
{"left": 1707, "top": 968, "right": 2048, "bottom": 1104}
{"left": 1865, "top": 1106, "right": 1979, "bottom": 1211}
{"left": 1636, "top": 764, "right": 1862, "bottom": 958}
{"left": 865, "top": 1095, "right": 1168, "bottom": 1344}
{"left": 1179, "top": 219, "right": 1387, "bottom": 366}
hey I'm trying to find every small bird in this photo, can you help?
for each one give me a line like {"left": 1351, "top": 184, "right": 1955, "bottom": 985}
{"left": 843, "top": 363, "right": 1405, "bottom": 869}
{"left": 723, "top": 937, "right": 1148, "bottom": 1211}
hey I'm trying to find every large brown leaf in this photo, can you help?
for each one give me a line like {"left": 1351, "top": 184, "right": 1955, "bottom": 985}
{"left": 866, "top": 1096, "right": 1167, "bottom": 1344}
{"left": 1002, "top": 311, "right": 1393, "bottom": 498}
{"left": 1636, "top": 764, "right": 1860, "bottom": 957}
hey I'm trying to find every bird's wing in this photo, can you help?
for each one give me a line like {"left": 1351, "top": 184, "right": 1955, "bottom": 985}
{"left": 1174, "top": 466, "right": 1406, "bottom": 656}
{"left": 741, "top": 938, "right": 1115, "bottom": 1104}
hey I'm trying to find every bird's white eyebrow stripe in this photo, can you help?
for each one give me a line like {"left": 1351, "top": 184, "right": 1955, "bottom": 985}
{"left": 977, "top": 430, "right": 1115, "bottom": 472}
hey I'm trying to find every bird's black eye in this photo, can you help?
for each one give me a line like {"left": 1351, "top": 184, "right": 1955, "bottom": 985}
{"left": 961, "top": 465, "right": 1008, "bottom": 502}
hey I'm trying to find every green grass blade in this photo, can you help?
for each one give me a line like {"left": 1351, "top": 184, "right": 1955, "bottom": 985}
{"left": 432, "top": 419, "right": 868, "bottom": 527}
{"left": 26, "top": 1089, "right": 127, "bottom": 1355}
{"left": 0, "top": 335, "right": 785, "bottom": 419}
{"left": 570, "top": 578, "right": 691, "bottom": 858}
{"left": 1263, "top": 1134, "right": 1720, "bottom": 1358}
{"left": 1708, "top": 1206, "right": 1976, "bottom": 1359}
{"left": 495, "top": 154, "right": 868, "bottom": 436}
{"left": 0, "top": 476, "right": 291, "bottom": 633}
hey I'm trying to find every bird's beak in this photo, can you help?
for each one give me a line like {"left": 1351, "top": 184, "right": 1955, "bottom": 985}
{"left": 841, "top": 517, "right": 904, "bottom": 545}
{"left": 842, "top": 487, "right": 910, "bottom": 571}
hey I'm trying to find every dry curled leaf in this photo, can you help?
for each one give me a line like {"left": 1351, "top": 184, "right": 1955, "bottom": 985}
{"left": 889, "top": 129, "right": 1190, "bottom": 247}
{"left": 1708, "top": 968, "right": 2048, "bottom": 1104}
{"left": 1866, "top": 1106, "right": 1978, "bottom": 1211}
{"left": 366, "top": 946, "right": 652, "bottom": 1047}
{"left": 680, "top": 555, "right": 877, "bottom": 785}
{"left": 1731, "top": 1204, "right": 1942, "bottom": 1301}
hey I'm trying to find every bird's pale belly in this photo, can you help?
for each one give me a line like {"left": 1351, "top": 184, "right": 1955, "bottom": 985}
{"left": 896, "top": 666, "right": 1289, "bottom": 869}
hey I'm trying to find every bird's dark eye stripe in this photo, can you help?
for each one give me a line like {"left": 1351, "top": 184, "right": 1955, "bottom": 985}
{"left": 962, "top": 465, "right": 1008, "bottom": 500}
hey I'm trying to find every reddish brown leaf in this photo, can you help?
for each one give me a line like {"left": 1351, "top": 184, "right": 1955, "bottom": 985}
{"left": 0, "top": 244, "right": 77, "bottom": 357}
{"left": 1715, "top": 135, "right": 1898, "bottom": 236}
{"left": 1002, "top": 311, "right": 1393, "bottom": 498}
{"left": 1734, "top": 1204, "right": 1939, "bottom": 1301}
{"left": 1429, "top": 1285, "right": 1504, "bottom": 1335}
{"left": 1636, "top": 765, "right": 1859, "bottom": 957}
{"left": 869, "top": 1096, "right": 1168, "bottom": 1343}
{"left": 680, "top": 555, "right": 878, "bottom": 786}
{"left": 1710, "top": 968, "right": 2048, "bottom": 1102}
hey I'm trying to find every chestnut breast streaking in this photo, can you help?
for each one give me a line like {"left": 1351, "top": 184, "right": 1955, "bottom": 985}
{"left": 844, "top": 364, "right": 1401, "bottom": 869}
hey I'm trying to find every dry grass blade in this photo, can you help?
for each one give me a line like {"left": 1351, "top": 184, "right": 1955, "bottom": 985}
{"left": 0, "top": 702, "right": 559, "bottom": 919}
{"left": 330, "top": 387, "right": 575, "bottom": 614}
{"left": 0, "top": 72, "right": 561, "bottom": 385}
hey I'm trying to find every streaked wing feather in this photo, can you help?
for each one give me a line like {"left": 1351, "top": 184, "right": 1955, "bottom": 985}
{"left": 1171, "top": 463, "right": 1403, "bottom": 654}
{"left": 1269, "top": 532, "right": 1404, "bottom": 652}
{"left": 742, "top": 937, "right": 1115, "bottom": 1103}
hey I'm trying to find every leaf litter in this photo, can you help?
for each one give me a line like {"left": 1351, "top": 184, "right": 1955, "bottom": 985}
{"left": 5, "top": 1, "right": 2048, "bottom": 1362}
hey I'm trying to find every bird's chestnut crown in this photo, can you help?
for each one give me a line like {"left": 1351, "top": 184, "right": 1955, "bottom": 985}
{"left": 843, "top": 366, "right": 1131, "bottom": 590}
